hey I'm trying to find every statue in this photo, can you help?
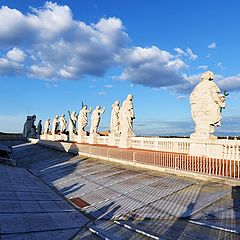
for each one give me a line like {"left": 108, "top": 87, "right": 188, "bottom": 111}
{"left": 60, "top": 114, "right": 67, "bottom": 134}
{"left": 23, "top": 115, "right": 37, "bottom": 138}
{"left": 78, "top": 105, "right": 92, "bottom": 135}
{"left": 37, "top": 120, "right": 42, "bottom": 136}
{"left": 90, "top": 106, "right": 105, "bottom": 135}
{"left": 52, "top": 115, "right": 59, "bottom": 135}
{"left": 119, "top": 95, "right": 135, "bottom": 137}
{"left": 110, "top": 100, "right": 120, "bottom": 135}
{"left": 44, "top": 118, "right": 51, "bottom": 134}
{"left": 190, "top": 71, "right": 226, "bottom": 140}
{"left": 68, "top": 111, "right": 77, "bottom": 135}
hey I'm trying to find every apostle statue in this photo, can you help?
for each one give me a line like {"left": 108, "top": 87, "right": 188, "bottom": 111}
{"left": 44, "top": 118, "right": 50, "bottom": 134}
{"left": 119, "top": 95, "right": 135, "bottom": 137}
{"left": 110, "top": 100, "right": 120, "bottom": 135}
{"left": 90, "top": 106, "right": 105, "bottom": 136}
{"left": 68, "top": 111, "right": 77, "bottom": 135}
{"left": 23, "top": 115, "right": 37, "bottom": 138}
{"left": 78, "top": 105, "right": 92, "bottom": 136}
{"left": 37, "top": 120, "right": 42, "bottom": 136}
{"left": 190, "top": 71, "right": 226, "bottom": 140}
{"left": 52, "top": 115, "right": 59, "bottom": 135}
{"left": 60, "top": 114, "right": 67, "bottom": 134}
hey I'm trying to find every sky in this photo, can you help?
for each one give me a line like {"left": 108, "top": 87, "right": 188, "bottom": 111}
{"left": 0, "top": 0, "right": 240, "bottom": 136}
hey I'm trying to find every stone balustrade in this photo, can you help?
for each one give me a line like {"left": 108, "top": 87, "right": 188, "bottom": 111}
{"left": 39, "top": 133, "right": 240, "bottom": 160}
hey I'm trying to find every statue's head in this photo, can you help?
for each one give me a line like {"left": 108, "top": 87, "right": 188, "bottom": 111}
{"left": 83, "top": 105, "right": 87, "bottom": 110}
{"left": 32, "top": 115, "right": 36, "bottom": 121}
{"left": 96, "top": 106, "right": 100, "bottom": 110}
{"left": 127, "top": 94, "right": 133, "bottom": 101}
{"left": 55, "top": 115, "right": 59, "bottom": 119}
{"left": 62, "top": 113, "right": 65, "bottom": 117}
{"left": 201, "top": 71, "right": 214, "bottom": 82}
{"left": 115, "top": 100, "right": 120, "bottom": 106}
{"left": 47, "top": 118, "right": 50, "bottom": 121}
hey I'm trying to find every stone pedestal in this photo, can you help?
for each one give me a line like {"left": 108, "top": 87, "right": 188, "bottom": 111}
{"left": 189, "top": 138, "right": 224, "bottom": 159}
{"left": 118, "top": 137, "right": 132, "bottom": 148}
{"left": 88, "top": 133, "right": 99, "bottom": 144}
{"left": 77, "top": 132, "right": 87, "bottom": 143}
{"left": 69, "top": 134, "right": 77, "bottom": 142}
{"left": 108, "top": 133, "right": 119, "bottom": 146}
{"left": 59, "top": 134, "right": 68, "bottom": 141}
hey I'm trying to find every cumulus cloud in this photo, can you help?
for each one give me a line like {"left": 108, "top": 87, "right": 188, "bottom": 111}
{"left": 0, "top": 2, "right": 128, "bottom": 79}
{"left": 186, "top": 48, "right": 198, "bottom": 61}
{"left": 208, "top": 42, "right": 216, "bottom": 49}
{"left": 1, "top": 2, "right": 239, "bottom": 96}
{"left": 217, "top": 62, "right": 225, "bottom": 70}
{"left": 174, "top": 47, "right": 198, "bottom": 61}
{"left": 197, "top": 65, "right": 208, "bottom": 70}
{"left": 6, "top": 47, "right": 25, "bottom": 62}
{"left": 174, "top": 73, "right": 240, "bottom": 94}
{"left": 174, "top": 47, "right": 185, "bottom": 56}
{"left": 116, "top": 46, "right": 187, "bottom": 88}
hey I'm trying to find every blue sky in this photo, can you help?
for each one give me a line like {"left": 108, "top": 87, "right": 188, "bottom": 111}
{"left": 0, "top": 0, "right": 240, "bottom": 135}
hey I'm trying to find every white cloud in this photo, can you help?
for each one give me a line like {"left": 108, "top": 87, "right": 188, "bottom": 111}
{"left": 208, "top": 42, "right": 216, "bottom": 49}
{"left": 0, "top": 57, "right": 24, "bottom": 75}
{"left": 6, "top": 47, "right": 25, "bottom": 62}
{"left": 98, "top": 91, "right": 106, "bottom": 96}
{"left": 174, "top": 73, "right": 240, "bottom": 94}
{"left": 104, "top": 84, "right": 113, "bottom": 88}
{"left": 116, "top": 46, "right": 187, "bottom": 88}
{"left": 174, "top": 47, "right": 185, "bottom": 56}
{"left": 186, "top": 48, "right": 198, "bottom": 61}
{"left": 197, "top": 65, "right": 208, "bottom": 70}
{"left": 217, "top": 62, "right": 225, "bottom": 70}
{"left": 0, "top": 2, "right": 128, "bottom": 80}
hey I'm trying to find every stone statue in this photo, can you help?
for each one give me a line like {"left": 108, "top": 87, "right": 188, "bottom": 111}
{"left": 44, "top": 118, "right": 50, "bottom": 134}
{"left": 78, "top": 105, "right": 92, "bottom": 135}
{"left": 90, "top": 106, "right": 105, "bottom": 135}
{"left": 52, "top": 115, "right": 59, "bottom": 135}
{"left": 190, "top": 71, "right": 226, "bottom": 140}
{"left": 37, "top": 120, "right": 42, "bottom": 136}
{"left": 119, "top": 95, "right": 135, "bottom": 137}
{"left": 68, "top": 111, "right": 77, "bottom": 135}
{"left": 23, "top": 115, "right": 37, "bottom": 138}
{"left": 60, "top": 114, "right": 67, "bottom": 134}
{"left": 110, "top": 100, "right": 120, "bottom": 135}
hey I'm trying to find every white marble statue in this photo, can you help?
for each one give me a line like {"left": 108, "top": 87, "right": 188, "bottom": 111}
{"left": 119, "top": 94, "right": 135, "bottom": 137}
{"left": 23, "top": 115, "right": 37, "bottom": 138}
{"left": 78, "top": 106, "right": 92, "bottom": 135}
{"left": 60, "top": 114, "right": 67, "bottom": 134}
{"left": 68, "top": 111, "right": 77, "bottom": 135}
{"left": 110, "top": 100, "right": 120, "bottom": 135}
{"left": 90, "top": 106, "right": 105, "bottom": 135}
{"left": 44, "top": 118, "right": 50, "bottom": 134}
{"left": 190, "top": 71, "right": 226, "bottom": 140}
{"left": 52, "top": 115, "right": 59, "bottom": 135}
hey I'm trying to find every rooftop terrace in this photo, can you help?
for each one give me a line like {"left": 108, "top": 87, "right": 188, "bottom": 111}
{"left": 0, "top": 142, "right": 239, "bottom": 239}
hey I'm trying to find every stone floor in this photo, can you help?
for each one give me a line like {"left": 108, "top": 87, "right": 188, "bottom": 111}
{"left": 0, "top": 142, "right": 239, "bottom": 239}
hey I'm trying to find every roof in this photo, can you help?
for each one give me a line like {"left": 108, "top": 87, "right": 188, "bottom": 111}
{"left": 1, "top": 142, "right": 239, "bottom": 239}
{"left": 0, "top": 144, "right": 12, "bottom": 153}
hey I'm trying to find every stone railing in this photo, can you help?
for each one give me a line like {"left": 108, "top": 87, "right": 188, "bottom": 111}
{"left": 31, "top": 139, "right": 240, "bottom": 180}
{"left": 132, "top": 137, "right": 190, "bottom": 154}
{"left": 39, "top": 134, "right": 240, "bottom": 160}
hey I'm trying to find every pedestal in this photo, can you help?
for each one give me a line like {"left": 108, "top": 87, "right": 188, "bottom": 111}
{"left": 118, "top": 137, "right": 132, "bottom": 148}
{"left": 77, "top": 132, "right": 87, "bottom": 143}
{"left": 88, "top": 133, "right": 99, "bottom": 144}
{"left": 189, "top": 138, "right": 224, "bottom": 159}
{"left": 108, "top": 133, "right": 119, "bottom": 146}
